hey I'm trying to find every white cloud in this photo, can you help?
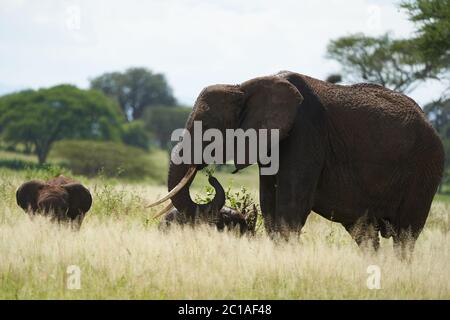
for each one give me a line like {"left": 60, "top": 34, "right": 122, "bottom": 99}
{"left": 0, "top": 0, "right": 444, "bottom": 105}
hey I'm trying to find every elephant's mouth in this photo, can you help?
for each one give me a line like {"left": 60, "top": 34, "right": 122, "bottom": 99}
{"left": 147, "top": 162, "right": 225, "bottom": 220}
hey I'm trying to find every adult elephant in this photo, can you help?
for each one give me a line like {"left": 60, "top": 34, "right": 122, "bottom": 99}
{"left": 150, "top": 71, "right": 444, "bottom": 258}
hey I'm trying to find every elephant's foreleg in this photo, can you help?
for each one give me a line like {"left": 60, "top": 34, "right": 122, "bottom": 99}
{"left": 273, "top": 161, "right": 323, "bottom": 237}
{"left": 271, "top": 128, "right": 325, "bottom": 237}
{"left": 259, "top": 171, "right": 277, "bottom": 236}
{"left": 274, "top": 174, "right": 314, "bottom": 236}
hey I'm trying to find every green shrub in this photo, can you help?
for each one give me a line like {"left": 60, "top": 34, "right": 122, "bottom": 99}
{"left": 52, "top": 140, "right": 158, "bottom": 180}
{"left": 122, "top": 121, "right": 153, "bottom": 150}
{"left": 0, "top": 159, "right": 69, "bottom": 180}
{"left": 0, "top": 159, "right": 39, "bottom": 171}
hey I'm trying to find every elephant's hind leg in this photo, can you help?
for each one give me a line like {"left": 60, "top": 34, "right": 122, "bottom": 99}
{"left": 393, "top": 229, "right": 417, "bottom": 261}
{"left": 392, "top": 171, "right": 438, "bottom": 260}
{"left": 392, "top": 193, "right": 431, "bottom": 260}
{"left": 343, "top": 216, "right": 380, "bottom": 253}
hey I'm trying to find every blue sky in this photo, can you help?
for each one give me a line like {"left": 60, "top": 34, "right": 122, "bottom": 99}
{"left": 0, "top": 0, "right": 446, "bottom": 106}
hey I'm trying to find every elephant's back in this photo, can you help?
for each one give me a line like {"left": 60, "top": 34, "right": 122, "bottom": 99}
{"left": 325, "top": 84, "right": 444, "bottom": 208}
{"left": 280, "top": 72, "right": 443, "bottom": 169}
{"left": 313, "top": 80, "right": 443, "bottom": 221}
{"left": 324, "top": 83, "right": 440, "bottom": 163}
{"left": 281, "top": 72, "right": 443, "bottom": 225}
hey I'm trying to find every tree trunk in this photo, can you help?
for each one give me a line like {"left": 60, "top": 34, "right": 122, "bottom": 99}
{"left": 24, "top": 142, "right": 33, "bottom": 154}
{"left": 35, "top": 143, "right": 49, "bottom": 165}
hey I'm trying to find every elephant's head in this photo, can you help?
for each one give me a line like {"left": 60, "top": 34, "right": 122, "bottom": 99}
{"left": 150, "top": 75, "right": 303, "bottom": 220}
{"left": 16, "top": 180, "right": 92, "bottom": 225}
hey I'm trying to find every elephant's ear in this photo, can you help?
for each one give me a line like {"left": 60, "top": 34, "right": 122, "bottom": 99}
{"left": 16, "top": 180, "right": 45, "bottom": 212}
{"left": 239, "top": 76, "right": 303, "bottom": 140}
{"left": 63, "top": 183, "right": 92, "bottom": 214}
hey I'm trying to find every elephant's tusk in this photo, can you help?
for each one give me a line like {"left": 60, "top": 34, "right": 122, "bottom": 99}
{"left": 145, "top": 166, "right": 196, "bottom": 208}
{"left": 152, "top": 202, "right": 175, "bottom": 219}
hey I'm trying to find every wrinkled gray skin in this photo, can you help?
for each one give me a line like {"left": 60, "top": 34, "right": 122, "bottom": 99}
{"left": 168, "top": 71, "right": 444, "bottom": 259}
{"left": 160, "top": 205, "right": 248, "bottom": 235}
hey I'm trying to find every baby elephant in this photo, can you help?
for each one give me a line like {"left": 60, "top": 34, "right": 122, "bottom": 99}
{"left": 160, "top": 206, "right": 248, "bottom": 235}
{"left": 16, "top": 175, "right": 92, "bottom": 228}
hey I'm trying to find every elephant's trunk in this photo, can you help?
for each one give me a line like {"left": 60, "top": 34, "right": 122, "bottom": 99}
{"left": 168, "top": 160, "right": 225, "bottom": 220}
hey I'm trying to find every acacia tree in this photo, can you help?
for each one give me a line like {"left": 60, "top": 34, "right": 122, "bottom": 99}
{"left": 90, "top": 67, "right": 177, "bottom": 121}
{"left": 0, "top": 85, "right": 123, "bottom": 164}
{"left": 326, "top": 33, "right": 429, "bottom": 93}
{"left": 401, "top": 0, "right": 450, "bottom": 82}
{"left": 326, "top": 0, "right": 449, "bottom": 94}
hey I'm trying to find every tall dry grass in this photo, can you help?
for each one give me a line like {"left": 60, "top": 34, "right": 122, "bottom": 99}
{"left": 0, "top": 169, "right": 449, "bottom": 299}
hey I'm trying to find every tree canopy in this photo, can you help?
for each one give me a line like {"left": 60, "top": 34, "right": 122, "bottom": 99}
{"left": 143, "top": 106, "right": 191, "bottom": 149}
{"left": 401, "top": 0, "right": 450, "bottom": 81}
{"left": 122, "top": 120, "right": 152, "bottom": 150}
{"left": 90, "top": 67, "right": 177, "bottom": 121}
{"left": 326, "top": 0, "right": 449, "bottom": 94}
{"left": 326, "top": 33, "right": 427, "bottom": 92}
{"left": 0, "top": 85, "right": 123, "bottom": 164}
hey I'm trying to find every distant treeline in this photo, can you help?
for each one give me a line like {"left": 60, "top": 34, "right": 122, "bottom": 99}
{"left": 0, "top": 67, "right": 191, "bottom": 165}
{"left": 0, "top": 0, "right": 449, "bottom": 183}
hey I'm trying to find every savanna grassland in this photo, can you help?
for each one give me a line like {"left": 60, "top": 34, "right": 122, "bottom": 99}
{"left": 0, "top": 157, "right": 449, "bottom": 299}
